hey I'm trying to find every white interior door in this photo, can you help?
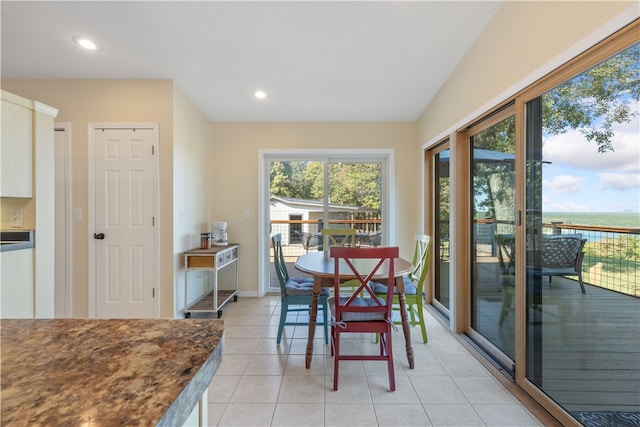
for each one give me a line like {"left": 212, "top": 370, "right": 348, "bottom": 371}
{"left": 92, "top": 127, "right": 158, "bottom": 318}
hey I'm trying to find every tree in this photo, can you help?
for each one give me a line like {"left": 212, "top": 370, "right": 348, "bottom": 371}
{"left": 329, "top": 163, "right": 381, "bottom": 209}
{"left": 269, "top": 161, "right": 381, "bottom": 210}
{"left": 542, "top": 43, "right": 639, "bottom": 153}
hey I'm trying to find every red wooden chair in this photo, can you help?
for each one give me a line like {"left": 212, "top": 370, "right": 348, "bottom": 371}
{"left": 328, "top": 246, "right": 399, "bottom": 391}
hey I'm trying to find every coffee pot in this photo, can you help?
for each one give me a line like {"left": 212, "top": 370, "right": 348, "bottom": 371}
{"left": 211, "top": 221, "right": 228, "bottom": 246}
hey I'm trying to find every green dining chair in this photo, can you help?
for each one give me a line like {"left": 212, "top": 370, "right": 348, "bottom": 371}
{"left": 272, "top": 233, "right": 329, "bottom": 345}
{"left": 322, "top": 228, "right": 360, "bottom": 294}
{"left": 321, "top": 228, "right": 356, "bottom": 250}
{"left": 373, "top": 233, "right": 431, "bottom": 343}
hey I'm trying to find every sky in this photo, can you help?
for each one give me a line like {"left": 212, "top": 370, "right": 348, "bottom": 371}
{"left": 542, "top": 105, "right": 640, "bottom": 214}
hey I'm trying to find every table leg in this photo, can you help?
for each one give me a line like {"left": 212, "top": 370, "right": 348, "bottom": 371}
{"left": 396, "top": 277, "right": 414, "bottom": 369}
{"left": 306, "top": 276, "right": 321, "bottom": 369}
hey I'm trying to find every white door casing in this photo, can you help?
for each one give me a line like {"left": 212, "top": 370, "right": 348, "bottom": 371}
{"left": 89, "top": 124, "right": 159, "bottom": 318}
{"left": 54, "top": 124, "right": 72, "bottom": 317}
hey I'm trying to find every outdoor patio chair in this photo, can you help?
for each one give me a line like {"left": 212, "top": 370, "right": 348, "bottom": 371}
{"left": 499, "top": 234, "right": 587, "bottom": 326}
{"left": 272, "top": 233, "right": 329, "bottom": 345}
{"left": 539, "top": 235, "right": 587, "bottom": 293}
{"left": 294, "top": 230, "right": 321, "bottom": 253}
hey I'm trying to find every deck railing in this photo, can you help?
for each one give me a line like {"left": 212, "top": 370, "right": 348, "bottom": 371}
{"left": 272, "top": 219, "right": 640, "bottom": 298}
{"left": 491, "top": 221, "right": 639, "bottom": 297}
{"left": 548, "top": 223, "right": 639, "bottom": 297}
{"left": 271, "top": 219, "right": 382, "bottom": 256}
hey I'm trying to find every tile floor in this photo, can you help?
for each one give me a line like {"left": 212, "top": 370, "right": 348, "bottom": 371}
{"left": 205, "top": 296, "right": 544, "bottom": 426}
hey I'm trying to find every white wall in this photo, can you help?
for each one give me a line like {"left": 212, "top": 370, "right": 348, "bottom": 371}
{"left": 172, "top": 84, "right": 215, "bottom": 316}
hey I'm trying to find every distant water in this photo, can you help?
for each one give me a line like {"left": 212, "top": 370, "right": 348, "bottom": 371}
{"left": 543, "top": 212, "right": 639, "bottom": 228}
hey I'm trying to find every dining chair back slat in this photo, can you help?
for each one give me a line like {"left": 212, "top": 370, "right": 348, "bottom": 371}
{"left": 321, "top": 228, "right": 356, "bottom": 250}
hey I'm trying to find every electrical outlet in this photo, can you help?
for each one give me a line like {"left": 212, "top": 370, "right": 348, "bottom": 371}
{"left": 10, "top": 208, "right": 23, "bottom": 228}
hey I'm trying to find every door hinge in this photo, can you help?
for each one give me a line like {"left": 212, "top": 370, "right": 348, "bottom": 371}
{"left": 152, "top": 145, "right": 155, "bottom": 155}
{"left": 152, "top": 217, "right": 155, "bottom": 226}
{"left": 152, "top": 288, "right": 155, "bottom": 298}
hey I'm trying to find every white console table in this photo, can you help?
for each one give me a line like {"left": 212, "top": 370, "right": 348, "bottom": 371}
{"left": 184, "top": 244, "right": 239, "bottom": 318}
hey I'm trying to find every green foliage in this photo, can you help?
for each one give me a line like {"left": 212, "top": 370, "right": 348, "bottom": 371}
{"left": 542, "top": 43, "right": 640, "bottom": 153}
{"left": 591, "top": 234, "right": 640, "bottom": 260}
{"left": 329, "top": 163, "right": 381, "bottom": 209}
{"left": 270, "top": 161, "right": 381, "bottom": 210}
{"left": 471, "top": 116, "right": 516, "bottom": 219}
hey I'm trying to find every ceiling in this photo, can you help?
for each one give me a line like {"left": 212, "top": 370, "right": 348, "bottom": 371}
{"left": 1, "top": 1, "right": 502, "bottom": 122}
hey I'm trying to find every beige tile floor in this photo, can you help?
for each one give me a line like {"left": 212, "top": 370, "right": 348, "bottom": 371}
{"left": 206, "top": 296, "right": 545, "bottom": 427}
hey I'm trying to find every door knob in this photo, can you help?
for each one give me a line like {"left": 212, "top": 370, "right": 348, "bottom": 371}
{"left": 94, "top": 233, "right": 105, "bottom": 240}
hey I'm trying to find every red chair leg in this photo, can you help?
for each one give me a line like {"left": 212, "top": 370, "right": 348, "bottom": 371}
{"left": 333, "top": 330, "right": 340, "bottom": 391}
{"left": 385, "top": 330, "right": 395, "bottom": 391}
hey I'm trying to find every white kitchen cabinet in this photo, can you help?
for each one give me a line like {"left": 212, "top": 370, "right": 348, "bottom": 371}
{"left": 0, "top": 248, "right": 34, "bottom": 318}
{"left": 1, "top": 91, "right": 33, "bottom": 197}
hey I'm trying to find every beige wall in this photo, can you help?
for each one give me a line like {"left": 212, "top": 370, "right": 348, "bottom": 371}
{"left": 3, "top": 0, "right": 632, "bottom": 317}
{"left": 1, "top": 80, "right": 175, "bottom": 317}
{"left": 417, "top": 1, "right": 636, "bottom": 145}
{"left": 210, "top": 122, "right": 419, "bottom": 292}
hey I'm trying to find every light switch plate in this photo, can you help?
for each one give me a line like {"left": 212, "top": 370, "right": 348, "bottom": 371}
{"left": 10, "top": 208, "right": 23, "bottom": 228}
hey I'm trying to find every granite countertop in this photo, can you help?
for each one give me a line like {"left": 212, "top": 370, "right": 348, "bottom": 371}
{"left": 1, "top": 318, "right": 224, "bottom": 426}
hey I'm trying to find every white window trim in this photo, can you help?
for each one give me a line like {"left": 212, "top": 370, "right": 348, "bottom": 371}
{"left": 258, "top": 148, "right": 395, "bottom": 296}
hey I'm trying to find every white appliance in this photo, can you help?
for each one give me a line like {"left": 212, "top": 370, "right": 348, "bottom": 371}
{"left": 211, "top": 221, "right": 228, "bottom": 246}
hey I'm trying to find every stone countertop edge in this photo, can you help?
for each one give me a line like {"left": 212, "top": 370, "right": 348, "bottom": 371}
{"left": 0, "top": 318, "right": 225, "bottom": 427}
{"left": 158, "top": 334, "right": 225, "bottom": 426}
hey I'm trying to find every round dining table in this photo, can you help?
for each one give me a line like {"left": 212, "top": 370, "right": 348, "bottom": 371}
{"left": 295, "top": 251, "right": 416, "bottom": 369}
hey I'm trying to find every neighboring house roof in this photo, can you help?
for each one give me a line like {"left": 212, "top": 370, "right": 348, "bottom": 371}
{"left": 270, "top": 196, "right": 377, "bottom": 213}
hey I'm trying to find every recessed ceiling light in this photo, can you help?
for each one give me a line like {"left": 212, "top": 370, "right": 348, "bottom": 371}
{"left": 72, "top": 35, "right": 100, "bottom": 51}
{"left": 254, "top": 90, "right": 267, "bottom": 100}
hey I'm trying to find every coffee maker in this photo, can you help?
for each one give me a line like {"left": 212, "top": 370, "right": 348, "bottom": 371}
{"left": 211, "top": 221, "right": 228, "bottom": 246}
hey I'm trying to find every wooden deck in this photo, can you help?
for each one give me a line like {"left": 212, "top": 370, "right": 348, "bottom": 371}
{"left": 534, "top": 279, "right": 639, "bottom": 413}
{"left": 473, "top": 259, "right": 640, "bottom": 414}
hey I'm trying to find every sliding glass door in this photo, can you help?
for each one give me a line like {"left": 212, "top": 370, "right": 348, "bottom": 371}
{"left": 431, "top": 145, "right": 451, "bottom": 312}
{"left": 264, "top": 153, "right": 388, "bottom": 294}
{"left": 522, "top": 40, "right": 640, "bottom": 421}
{"left": 468, "top": 109, "right": 517, "bottom": 367}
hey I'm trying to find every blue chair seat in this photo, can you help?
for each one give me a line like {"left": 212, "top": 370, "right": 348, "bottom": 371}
{"left": 371, "top": 276, "right": 417, "bottom": 295}
{"left": 288, "top": 277, "right": 314, "bottom": 284}
{"left": 285, "top": 280, "right": 330, "bottom": 296}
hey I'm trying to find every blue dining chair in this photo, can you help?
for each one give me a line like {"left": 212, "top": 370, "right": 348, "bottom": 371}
{"left": 271, "top": 233, "right": 329, "bottom": 345}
